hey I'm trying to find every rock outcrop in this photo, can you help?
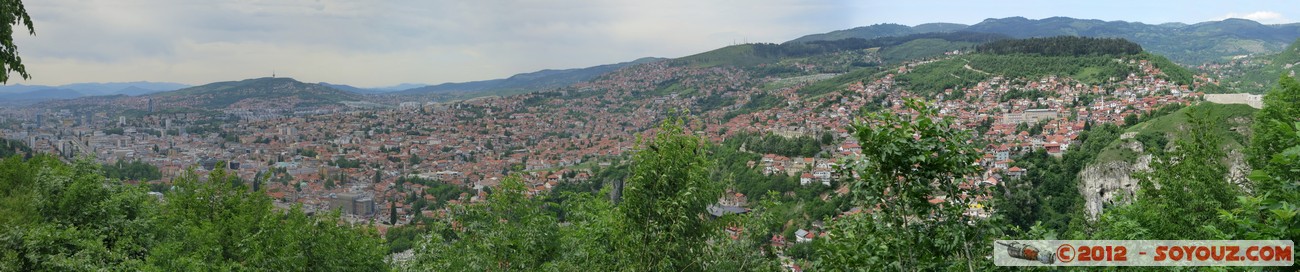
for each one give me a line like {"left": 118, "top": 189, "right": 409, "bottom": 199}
{"left": 1079, "top": 152, "right": 1150, "bottom": 221}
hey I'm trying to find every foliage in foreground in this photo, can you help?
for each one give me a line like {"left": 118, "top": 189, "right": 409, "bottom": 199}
{"left": 818, "top": 99, "right": 999, "bottom": 270}
{"left": 0, "top": 156, "right": 388, "bottom": 271}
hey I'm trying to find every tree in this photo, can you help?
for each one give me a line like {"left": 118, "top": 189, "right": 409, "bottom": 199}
{"left": 1, "top": 0, "right": 33, "bottom": 84}
{"left": 148, "top": 165, "right": 388, "bottom": 270}
{"left": 619, "top": 115, "right": 721, "bottom": 271}
{"left": 0, "top": 156, "right": 158, "bottom": 270}
{"left": 408, "top": 154, "right": 421, "bottom": 166}
{"left": 1248, "top": 75, "right": 1300, "bottom": 186}
{"left": 1223, "top": 75, "right": 1300, "bottom": 246}
{"left": 1123, "top": 113, "right": 1140, "bottom": 127}
{"left": 389, "top": 201, "right": 397, "bottom": 225}
{"left": 408, "top": 176, "right": 559, "bottom": 270}
{"left": 817, "top": 99, "right": 995, "bottom": 270}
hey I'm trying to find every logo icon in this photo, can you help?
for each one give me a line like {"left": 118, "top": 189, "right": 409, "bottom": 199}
{"left": 998, "top": 241, "right": 1056, "bottom": 264}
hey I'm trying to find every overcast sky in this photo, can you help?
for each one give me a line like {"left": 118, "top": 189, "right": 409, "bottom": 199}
{"left": 11, "top": 0, "right": 1298, "bottom": 87}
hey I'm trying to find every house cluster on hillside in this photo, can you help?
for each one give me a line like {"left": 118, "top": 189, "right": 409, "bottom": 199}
{"left": 755, "top": 154, "right": 835, "bottom": 186}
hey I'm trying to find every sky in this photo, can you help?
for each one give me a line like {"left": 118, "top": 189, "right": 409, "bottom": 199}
{"left": 10, "top": 0, "right": 1298, "bottom": 88}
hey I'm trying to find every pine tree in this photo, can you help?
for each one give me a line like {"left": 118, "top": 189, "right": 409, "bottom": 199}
{"left": 389, "top": 201, "right": 397, "bottom": 225}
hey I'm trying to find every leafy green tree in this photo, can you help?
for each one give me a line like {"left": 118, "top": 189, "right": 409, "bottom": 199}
{"left": 148, "top": 165, "right": 387, "bottom": 270}
{"left": 408, "top": 176, "right": 558, "bottom": 270}
{"left": 817, "top": 99, "right": 995, "bottom": 270}
{"left": 1123, "top": 113, "right": 1140, "bottom": 127}
{"left": 1, "top": 0, "right": 33, "bottom": 83}
{"left": 1224, "top": 75, "right": 1300, "bottom": 246}
{"left": 545, "top": 190, "right": 621, "bottom": 270}
{"left": 619, "top": 116, "right": 722, "bottom": 271}
{"left": 698, "top": 192, "right": 783, "bottom": 271}
{"left": 0, "top": 156, "right": 158, "bottom": 270}
{"left": 1249, "top": 75, "right": 1300, "bottom": 188}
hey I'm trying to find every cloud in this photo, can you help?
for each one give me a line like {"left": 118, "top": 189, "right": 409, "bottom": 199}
{"left": 11, "top": 0, "right": 851, "bottom": 87}
{"left": 1217, "top": 11, "right": 1292, "bottom": 24}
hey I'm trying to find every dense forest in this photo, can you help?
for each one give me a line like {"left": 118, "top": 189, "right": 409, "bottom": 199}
{"left": 976, "top": 36, "right": 1144, "bottom": 56}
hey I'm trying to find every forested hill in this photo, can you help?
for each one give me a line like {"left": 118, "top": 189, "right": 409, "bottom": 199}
{"left": 975, "top": 36, "right": 1143, "bottom": 56}
{"left": 148, "top": 77, "right": 362, "bottom": 110}
{"left": 671, "top": 31, "right": 1008, "bottom": 73}
{"left": 390, "top": 57, "right": 665, "bottom": 101}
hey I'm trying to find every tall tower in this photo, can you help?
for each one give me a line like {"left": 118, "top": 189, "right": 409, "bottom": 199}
{"left": 148, "top": 98, "right": 154, "bottom": 113}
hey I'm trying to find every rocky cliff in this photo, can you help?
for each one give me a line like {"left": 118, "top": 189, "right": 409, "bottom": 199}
{"left": 1079, "top": 140, "right": 1150, "bottom": 221}
{"left": 1078, "top": 109, "right": 1255, "bottom": 221}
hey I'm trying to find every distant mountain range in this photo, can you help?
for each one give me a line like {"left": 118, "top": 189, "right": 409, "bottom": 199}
{"left": 17, "top": 17, "right": 1300, "bottom": 109}
{"left": 317, "top": 83, "right": 429, "bottom": 94}
{"left": 389, "top": 57, "right": 665, "bottom": 98}
{"left": 313, "top": 57, "right": 664, "bottom": 99}
{"left": 10, "top": 57, "right": 663, "bottom": 108}
{"left": 2, "top": 56, "right": 663, "bottom": 105}
{"left": 0, "top": 82, "right": 190, "bottom": 105}
{"left": 790, "top": 16, "right": 1300, "bottom": 64}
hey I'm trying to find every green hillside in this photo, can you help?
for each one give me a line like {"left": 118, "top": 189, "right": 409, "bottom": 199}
{"left": 673, "top": 32, "right": 1007, "bottom": 72}
{"left": 877, "top": 38, "right": 977, "bottom": 63}
{"left": 787, "top": 23, "right": 930, "bottom": 43}
{"left": 151, "top": 77, "right": 361, "bottom": 109}
{"left": 1095, "top": 103, "right": 1257, "bottom": 164}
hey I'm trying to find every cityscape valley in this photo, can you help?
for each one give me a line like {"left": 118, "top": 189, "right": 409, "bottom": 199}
{"left": 2, "top": 3, "right": 1300, "bottom": 271}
